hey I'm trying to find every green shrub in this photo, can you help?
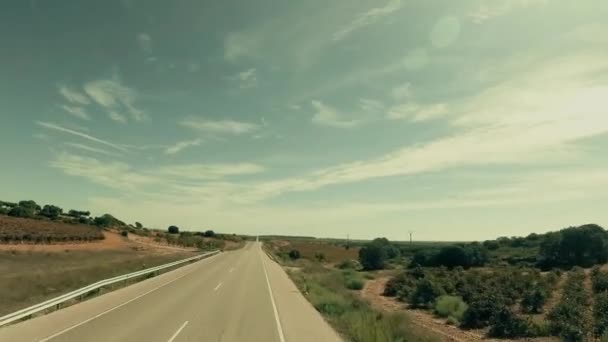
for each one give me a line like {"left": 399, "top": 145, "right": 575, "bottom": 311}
{"left": 548, "top": 270, "right": 591, "bottom": 341}
{"left": 521, "top": 289, "right": 547, "bottom": 313}
{"left": 410, "top": 278, "right": 445, "bottom": 308}
{"left": 595, "top": 292, "right": 608, "bottom": 337}
{"left": 346, "top": 278, "right": 364, "bottom": 290}
{"left": 489, "top": 307, "right": 535, "bottom": 338}
{"left": 120, "top": 230, "right": 128, "bottom": 237}
{"left": 288, "top": 249, "right": 301, "bottom": 260}
{"left": 337, "top": 259, "right": 361, "bottom": 270}
{"left": 434, "top": 296, "right": 467, "bottom": 322}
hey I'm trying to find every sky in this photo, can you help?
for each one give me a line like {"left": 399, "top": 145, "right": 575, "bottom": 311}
{"left": 1, "top": 0, "right": 607, "bottom": 241}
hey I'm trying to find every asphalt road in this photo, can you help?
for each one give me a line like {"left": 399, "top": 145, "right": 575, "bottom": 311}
{"left": 0, "top": 242, "right": 342, "bottom": 342}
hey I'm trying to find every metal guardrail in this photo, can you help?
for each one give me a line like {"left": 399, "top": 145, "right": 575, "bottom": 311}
{"left": 0, "top": 250, "right": 220, "bottom": 328}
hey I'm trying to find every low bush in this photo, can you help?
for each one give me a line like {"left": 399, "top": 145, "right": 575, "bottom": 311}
{"left": 288, "top": 249, "right": 301, "bottom": 260}
{"left": 548, "top": 270, "right": 591, "bottom": 341}
{"left": 434, "top": 296, "right": 467, "bottom": 322}
{"left": 595, "top": 291, "right": 608, "bottom": 337}
{"left": 410, "top": 278, "right": 445, "bottom": 308}
{"left": 346, "top": 278, "right": 364, "bottom": 290}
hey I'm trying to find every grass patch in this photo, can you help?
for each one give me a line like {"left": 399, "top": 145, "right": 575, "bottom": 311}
{"left": 288, "top": 262, "right": 439, "bottom": 342}
{"left": 0, "top": 249, "right": 193, "bottom": 316}
{"left": 434, "top": 295, "right": 468, "bottom": 322}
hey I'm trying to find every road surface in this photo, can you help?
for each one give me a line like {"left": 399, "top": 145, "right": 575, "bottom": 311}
{"left": 0, "top": 242, "right": 342, "bottom": 342}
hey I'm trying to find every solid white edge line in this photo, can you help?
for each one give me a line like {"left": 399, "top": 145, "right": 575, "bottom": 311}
{"left": 214, "top": 282, "right": 223, "bottom": 291}
{"left": 167, "top": 321, "right": 189, "bottom": 342}
{"left": 259, "top": 245, "right": 286, "bottom": 342}
{"left": 38, "top": 253, "right": 220, "bottom": 342}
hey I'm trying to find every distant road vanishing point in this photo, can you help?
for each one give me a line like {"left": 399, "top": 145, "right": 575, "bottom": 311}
{"left": 0, "top": 242, "right": 342, "bottom": 342}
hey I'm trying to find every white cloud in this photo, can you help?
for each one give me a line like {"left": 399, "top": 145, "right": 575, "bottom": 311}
{"left": 164, "top": 139, "right": 202, "bottom": 155}
{"left": 387, "top": 103, "right": 448, "bottom": 121}
{"left": 65, "top": 142, "right": 123, "bottom": 157}
{"left": 402, "top": 48, "right": 429, "bottom": 70}
{"left": 359, "top": 98, "right": 384, "bottom": 113}
{"left": 84, "top": 77, "right": 145, "bottom": 122}
{"left": 62, "top": 105, "right": 90, "bottom": 120}
{"left": 230, "top": 68, "right": 258, "bottom": 88}
{"left": 311, "top": 100, "right": 361, "bottom": 128}
{"left": 333, "top": 0, "right": 402, "bottom": 41}
{"left": 59, "top": 86, "right": 90, "bottom": 105}
{"left": 469, "top": 0, "right": 549, "bottom": 24}
{"left": 137, "top": 33, "right": 152, "bottom": 53}
{"left": 180, "top": 118, "right": 259, "bottom": 135}
{"left": 108, "top": 111, "right": 127, "bottom": 124}
{"left": 158, "top": 163, "right": 264, "bottom": 180}
{"left": 50, "top": 153, "right": 153, "bottom": 191}
{"left": 391, "top": 82, "right": 412, "bottom": 100}
{"left": 36, "top": 121, "right": 128, "bottom": 152}
{"left": 224, "top": 32, "right": 259, "bottom": 61}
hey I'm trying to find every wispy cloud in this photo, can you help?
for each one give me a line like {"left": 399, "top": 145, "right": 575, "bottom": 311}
{"left": 311, "top": 100, "right": 361, "bottom": 128}
{"left": 164, "top": 139, "right": 202, "bottom": 155}
{"left": 391, "top": 82, "right": 412, "bottom": 100}
{"left": 62, "top": 105, "right": 90, "bottom": 120}
{"left": 224, "top": 32, "right": 259, "bottom": 62}
{"left": 137, "top": 33, "right": 152, "bottom": 53}
{"left": 230, "top": 68, "right": 258, "bottom": 88}
{"left": 84, "top": 76, "right": 145, "bottom": 122}
{"left": 333, "top": 0, "right": 402, "bottom": 41}
{"left": 468, "top": 0, "right": 549, "bottom": 24}
{"left": 180, "top": 118, "right": 259, "bottom": 135}
{"left": 59, "top": 86, "right": 91, "bottom": 105}
{"left": 387, "top": 103, "right": 448, "bottom": 121}
{"left": 108, "top": 111, "right": 127, "bottom": 124}
{"left": 65, "top": 142, "right": 123, "bottom": 157}
{"left": 36, "top": 121, "right": 128, "bottom": 152}
{"left": 158, "top": 163, "right": 264, "bottom": 180}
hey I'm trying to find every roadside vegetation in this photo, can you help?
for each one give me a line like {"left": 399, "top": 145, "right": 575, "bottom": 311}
{"left": 265, "top": 240, "right": 440, "bottom": 342}
{"left": 0, "top": 249, "right": 192, "bottom": 316}
{"left": 0, "top": 198, "right": 244, "bottom": 251}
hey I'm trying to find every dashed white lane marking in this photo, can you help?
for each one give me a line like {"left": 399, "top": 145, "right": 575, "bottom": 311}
{"left": 167, "top": 321, "right": 188, "bottom": 342}
{"left": 214, "top": 282, "right": 223, "bottom": 291}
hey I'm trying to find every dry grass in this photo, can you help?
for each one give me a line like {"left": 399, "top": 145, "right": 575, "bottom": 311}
{"left": 0, "top": 248, "right": 193, "bottom": 316}
{"left": 278, "top": 240, "right": 360, "bottom": 264}
{"left": 0, "top": 215, "right": 103, "bottom": 243}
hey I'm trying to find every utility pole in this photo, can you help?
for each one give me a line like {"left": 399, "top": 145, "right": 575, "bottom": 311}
{"left": 409, "top": 231, "right": 414, "bottom": 245}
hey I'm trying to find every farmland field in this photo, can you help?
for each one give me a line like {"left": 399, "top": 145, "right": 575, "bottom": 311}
{"left": 0, "top": 215, "right": 104, "bottom": 243}
{"left": 268, "top": 239, "right": 360, "bottom": 264}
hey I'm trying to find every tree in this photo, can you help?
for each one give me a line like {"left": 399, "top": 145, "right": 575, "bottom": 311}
{"left": 359, "top": 243, "right": 388, "bottom": 270}
{"left": 68, "top": 210, "right": 90, "bottom": 218}
{"left": 135, "top": 222, "right": 143, "bottom": 229}
{"left": 168, "top": 226, "right": 180, "bottom": 234}
{"left": 8, "top": 206, "right": 34, "bottom": 218}
{"left": 315, "top": 252, "right": 326, "bottom": 262}
{"left": 410, "top": 278, "right": 445, "bottom": 308}
{"left": 18, "top": 200, "right": 40, "bottom": 212}
{"left": 93, "top": 214, "right": 125, "bottom": 227}
{"left": 288, "top": 249, "right": 301, "bottom": 260}
{"left": 521, "top": 289, "right": 547, "bottom": 314}
{"left": 203, "top": 230, "right": 216, "bottom": 237}
{"left": 540, "top": 224, "right": 608, "bottom": 268}
{"left": 40, "top": 205, "right": 63, "bottom": 219}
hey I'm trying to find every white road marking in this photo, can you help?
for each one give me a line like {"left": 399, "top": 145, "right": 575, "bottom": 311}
{"left": 167, "top": 321, "right": 189, "bottom": 342}
{"left": 214, "top": 282, "right": 223, "bottom": 291}
{"left": 259, "top": 246, "right": 286, "bottom": 342}
{"left": 38, "top": 255, "right": 221, "bottom": 342}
